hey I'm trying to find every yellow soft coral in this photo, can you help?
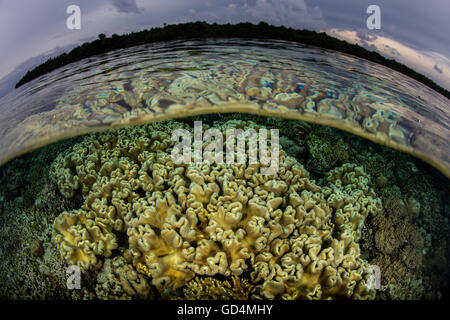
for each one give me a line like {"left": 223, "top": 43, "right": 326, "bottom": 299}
{"left": 50, "top": 120, "right": 380, "bottom": 299}
{"left": 52, "top": 210, "right": 118, "bottom": 271}
{"left": 183, "top": 276, "right": 255, "bottom": 300}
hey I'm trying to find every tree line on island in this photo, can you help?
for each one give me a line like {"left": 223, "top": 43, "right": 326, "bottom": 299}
{"left": 15, "top": 21, "right": 449, "bottom": 98}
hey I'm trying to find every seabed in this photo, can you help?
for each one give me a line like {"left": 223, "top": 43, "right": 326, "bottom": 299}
{"left": 0, "top": 113, "right": 448, "bottom": 300}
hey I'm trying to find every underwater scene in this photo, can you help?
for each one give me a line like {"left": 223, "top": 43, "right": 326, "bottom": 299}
{"left": 0, "top": 39, "right": 448, "bottom": 300}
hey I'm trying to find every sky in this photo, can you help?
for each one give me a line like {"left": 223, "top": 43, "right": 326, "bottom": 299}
{"left": 0, "top": 0, "right": 449, "bottom": 97}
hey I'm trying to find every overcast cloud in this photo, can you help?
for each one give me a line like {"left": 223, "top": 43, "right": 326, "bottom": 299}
{"left": 112, "top": 0, "right": 143, "bottom": 13}
{"left": 0, "top": 0, "right": 448, "bottom": 96}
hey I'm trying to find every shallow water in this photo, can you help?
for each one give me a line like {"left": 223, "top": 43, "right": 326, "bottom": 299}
{"left": 0, "top": 39, "right": 448, "bottom": 177}
{"left": 0, "top": 39, "right": 449, "bottom": 300}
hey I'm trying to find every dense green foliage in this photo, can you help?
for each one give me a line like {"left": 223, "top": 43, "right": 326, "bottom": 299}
{"left": 15, "top": 21, "right": 449, "bottom": 98}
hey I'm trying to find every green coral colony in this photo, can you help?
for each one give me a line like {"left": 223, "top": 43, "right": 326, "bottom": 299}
{"left": 0, "top": 40, "right": 449, "bottom": 300}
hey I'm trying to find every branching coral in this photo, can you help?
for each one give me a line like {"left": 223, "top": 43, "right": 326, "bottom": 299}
{"left": 50, "top": 120, "right": 381, "bottom": 299}
{"left": 183, "top": 276, "right": 255, "bottom": 300}
{"left": 364, "top": 196, "right": 425, "bottom": 299}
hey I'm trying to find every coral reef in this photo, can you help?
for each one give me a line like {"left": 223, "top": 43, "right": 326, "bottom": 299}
{"left": 371, "top": 197, "right": 424, "bottom": 287}
{"left": 0, "top": 160, "right": 82, "bottom": 299}
{"left": 360, "top": 194, "right": 447, "bottom": 299}
{"left": 183, "top": 276, "right": 255, "bottom": 300}
{"left": 50, "top": 119, "right": 381, "bottom": 299}
{"left": 301, "top": 122, "right": 449, "bottom": 299}
{"left": 53, "top": 209, "right": 118, "bottom": 271}
{"left": 1, "top": 113, "right": 448, "bottom": 300}
{"left": 95, "top": 256, "right": 154, "bottom": 299}
{"left": 304, "top": 127, "right": 351, "bottom": 174}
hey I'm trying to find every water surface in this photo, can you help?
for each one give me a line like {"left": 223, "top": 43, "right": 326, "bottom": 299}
{"left": 0, "top": 39, "right": 448, "bottom": 176}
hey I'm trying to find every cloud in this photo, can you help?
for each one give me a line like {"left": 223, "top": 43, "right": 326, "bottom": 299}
{"left": 245, "top": 0, "right": 325, "bottom": 29}
{"left": 353, "top": 29, "right": 380, "bottom": 51}
{"left": 434, "top": 64, "right": 443, "bottom": 74}
{"left": 177, "top": 0, "right": 325, "bottom": 30}
{"left": 0, "top": 44, "right": 75, "bottom": 99}
{"left": 356, "top": 29, "right": 378, "bottom": 42}
{"left": 0, "top": 0, "right": 448, "bottom": 93}
{"left": 324, "top": 28, "right": 450, "bottom": 90}
{"left": 381, "top": 44, "right": 400, "bottom": 56}
{"left": 110, "top": 0, "right": 142, "bottom": 14}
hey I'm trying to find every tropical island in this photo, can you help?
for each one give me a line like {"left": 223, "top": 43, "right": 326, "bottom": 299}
{"left": 15, "top": 21, "right": 450, "bottom": 98}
